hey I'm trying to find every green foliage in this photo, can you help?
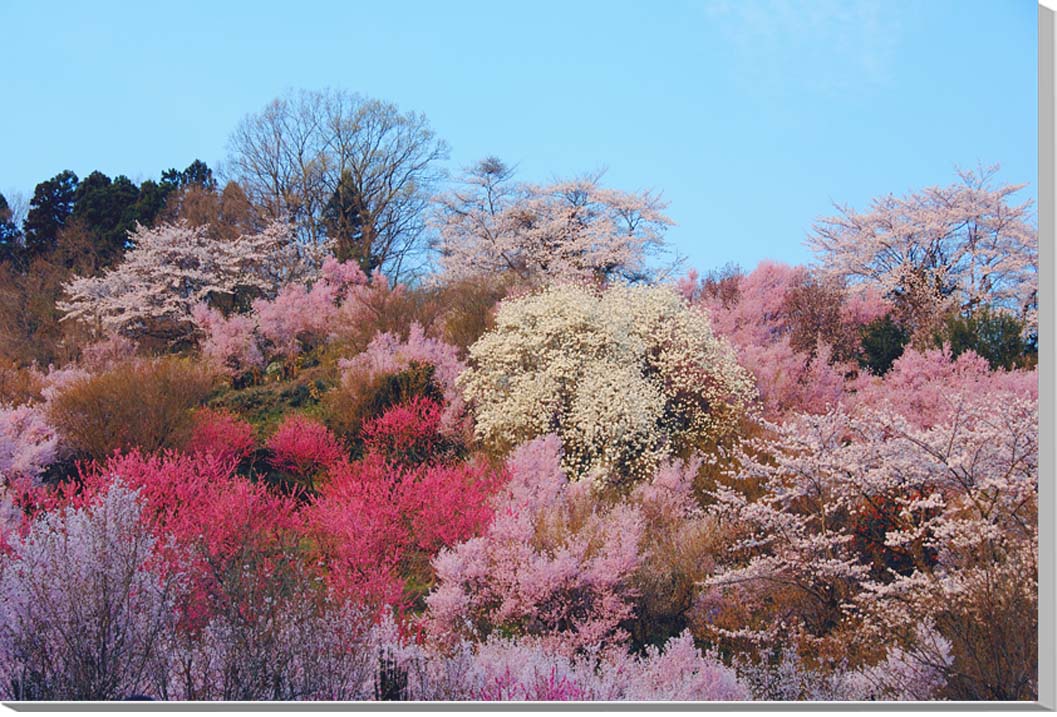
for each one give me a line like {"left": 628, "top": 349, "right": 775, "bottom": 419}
{"left": 937, "top": 307, "right": 1035, "bottom": 370}
{"left": 161, "top": 159, "right": 216, "bottom": 192}
{"left": 70, "top": 171, "right": 142, "bottom": 266}
{"left": 22, "top": 170, "right": 78, "bottom": 259}
{"left": 858, "top": 315, "right": 910, "bottom": 376}
{"left": 0, "top": 193, "right": 21, "bottom": 264}
{"left": 209, "top": 369, "right": 334, "bottom": 436}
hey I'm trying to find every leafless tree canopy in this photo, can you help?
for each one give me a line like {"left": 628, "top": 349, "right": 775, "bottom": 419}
{"left": 225, "top": 89, "right": 449, "bottom": 281}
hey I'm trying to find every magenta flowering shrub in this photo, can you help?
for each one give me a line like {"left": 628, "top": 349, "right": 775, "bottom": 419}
{"left": 184, "top": 408, "right": 257, "bottom": 465}
{"left": 307, "top": 453, "right": 504, "bottom": 609}
{"left": 360, "top": 397, "right": 450, "bottom": 467}
{"left": 265, "top": 414, "right": 348, "bottom": 486}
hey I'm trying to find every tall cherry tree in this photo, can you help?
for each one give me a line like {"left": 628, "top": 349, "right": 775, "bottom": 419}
{"left": 808, "top": 165, "right": 1037, "bottom": 334}
{"left": 432, "top": 158, "right": 673, "bottom": 285}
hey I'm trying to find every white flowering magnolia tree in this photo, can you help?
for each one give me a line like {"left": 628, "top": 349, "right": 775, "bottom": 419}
{"left": 808, "top": 166, "right": 1038, "bottom": 333}
{"left": 59, "top": 221, "right": 306, "bottom": 344}
{"left": 432, "top": 158, "right": 673, "bottom": 285}
{"left": 459, "top": 283, "right": 756, "bottom": 486}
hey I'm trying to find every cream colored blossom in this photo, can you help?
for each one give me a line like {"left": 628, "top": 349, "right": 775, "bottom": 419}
{"left": 459, "top": 283, "right": 756, "bottom": 486}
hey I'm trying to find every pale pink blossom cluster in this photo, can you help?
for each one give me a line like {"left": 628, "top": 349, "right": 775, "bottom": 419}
{"left": 190, "top": 257, "right": 414, "bottom": 378}
{"left": 0, "top": 404, "right": 61, "bottom": 482}
{"left": 848, "top": 344, "right": 1037, "bottom": 428}
{"left": 809, "top": 165, "right": 1038, "bottom": 332}
{"left": 433, "top": 160, "right": 673, "bottom": 284}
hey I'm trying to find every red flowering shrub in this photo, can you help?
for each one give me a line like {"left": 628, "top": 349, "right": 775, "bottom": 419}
{"left": 265, "top": 415, "right": 348, "bottom": 488}
{"left": 307, "top": 454, "right": 505, "bottom": 608}
{"left": 361, "top": 397, "right": 452, "bottom": 466}
{"left": 184, "top": 408, "right": 257, "bottom": 465}
{"left": 76, "top": 451, "right": 307, "bottom": 631}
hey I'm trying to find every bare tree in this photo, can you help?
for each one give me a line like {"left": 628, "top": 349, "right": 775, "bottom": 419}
{"left": 225, "top": 89, "right": 449, "bottom": 281}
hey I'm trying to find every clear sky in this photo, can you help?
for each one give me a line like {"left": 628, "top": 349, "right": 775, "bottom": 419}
{"left": 0, "top": 0, "right": 1038, "bottom": 273}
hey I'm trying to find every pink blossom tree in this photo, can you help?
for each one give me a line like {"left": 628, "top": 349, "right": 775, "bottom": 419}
{"left": 432, "top": 158, "right": 673, "bottom": 284}
{"left": 60, "top": 220, "right": 305, "bottom": 344}
{"left": 808, "top": 165, "right": 1038, "bottom": 334}
{"left": 424, "top": 435, "right": 645, "bottom": 656}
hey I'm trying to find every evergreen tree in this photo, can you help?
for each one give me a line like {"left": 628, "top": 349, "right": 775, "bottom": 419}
{"left": 70, "top": 171, "right": 141, "bottom": 265}
{"left": 321, "top": 169, "right": 368, "bottom": 269}
{"left": 0, "top": 192, "right": 21, "bottom": 264}
{"left": 22, "top": 170, "right": 78, "bottom": 258}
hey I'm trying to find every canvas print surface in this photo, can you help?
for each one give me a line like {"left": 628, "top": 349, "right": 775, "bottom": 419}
{"left": 0, "top": 0, "right": 1042, "bottom": 705}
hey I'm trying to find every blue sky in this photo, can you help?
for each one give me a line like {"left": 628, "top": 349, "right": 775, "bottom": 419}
{"left": 0, "top": 0, "right": 1038, "bottom": 273}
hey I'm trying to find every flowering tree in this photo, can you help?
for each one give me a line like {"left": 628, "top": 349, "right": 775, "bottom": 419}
{"left": 433, "top": 158, "right": 673, "bottom": 284}
{"left": 192, "top": 256, "right": 410, "bottom": 381}
{"left": 0, "top": 483, "right": 179, "bottom": 700}
{"left": 684, "top": 261, "right": 892, "bottom": 419}
{"left": 848, "top": 344, "right": 1037, "bottom": 429}
{"left": 402, "top": 630, "right": 748, "bottom": 701}
{"left": 59, "top": 221, "right": 305, "bottom": 343}
{"left": 425, "top": 436, "right": 645, "bottom": 656}
{"left": 0, "top": 403, "right": 61, "bottom": 482}
{"left": 337, "top": 323, "right": 470, "bottom": 438}
{"left": 459, "top": 283, "right": 755, "bottom": 485}
{"left": 808, "top": 166, "right": 1038, "bottom": 334}
{"left": 700, "top": 392, "right": 1038, "bottom": 700}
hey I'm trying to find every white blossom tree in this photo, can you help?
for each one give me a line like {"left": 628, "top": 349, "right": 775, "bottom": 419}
{"left": 701, "top": 392, "right": 1038, "bottom": 700}
{"left": 458, "top": 283, "right": 755, "bottom": 486}
{"left": 59, "top": 221, "right": 306, "bottom": 344}
{"left": 0, "top": 483, "right": 179, "bottom": 700}
{"left": 432, "top": 158, "right": 673, "bottom": 285}
{"left": 808, "top": 165, "right": 1038, "bottom": 333}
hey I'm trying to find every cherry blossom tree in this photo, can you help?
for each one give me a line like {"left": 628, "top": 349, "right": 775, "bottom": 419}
{"left": 433, "top": 158, "right": 673, "bottom": 284}
{"left": 59, "top": 221, "right": 306, "bottom": 344}
{"left": 808, "top": 166, "right": 1038, "bottom": 334}
{"left": 700, "top": 391, "right": 1038, "bottom": 700}
{"left": 0, "top": 483, "right": 179, "bottom": 700}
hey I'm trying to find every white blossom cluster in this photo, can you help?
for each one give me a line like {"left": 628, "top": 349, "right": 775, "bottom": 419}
{"left": 58, "top": 221, "right": 306, "bottom": 343}
{"left": 459, "top": 283, "right": 756, "bottom": 487}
